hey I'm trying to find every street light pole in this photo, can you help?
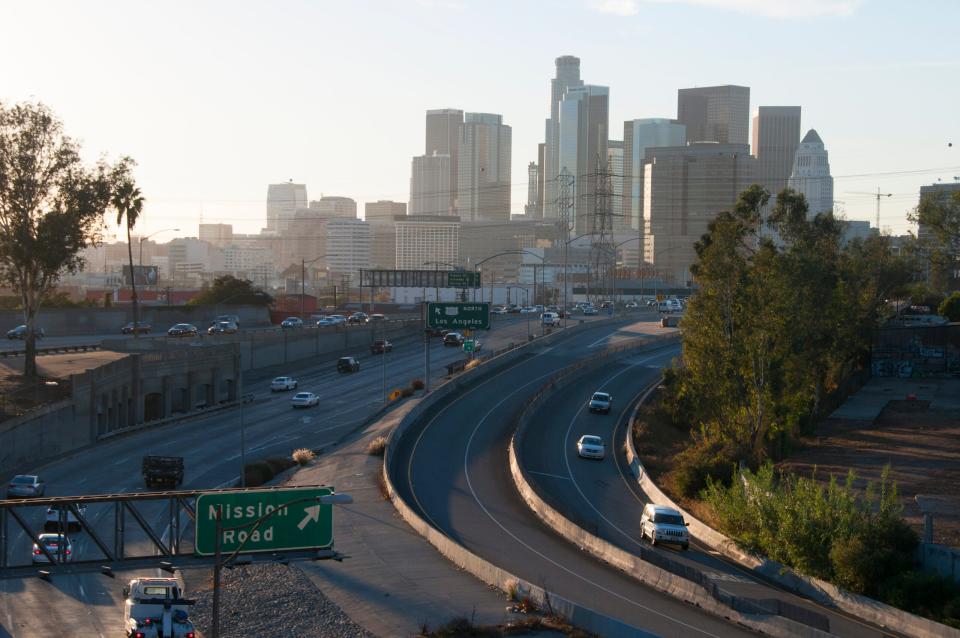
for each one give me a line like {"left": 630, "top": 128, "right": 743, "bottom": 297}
{"left": 139, "top": 228, "right": 180, "bottom": 266}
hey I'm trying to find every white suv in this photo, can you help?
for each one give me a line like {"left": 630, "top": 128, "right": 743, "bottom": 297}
{"left": 640, "top": 503, "right": 690, "bottom": 550}
{"left": 541, "top": 312, "right": 560, "bottom": 326}
{"left": 270, "top": 377, "right": 298, "bottom": 392}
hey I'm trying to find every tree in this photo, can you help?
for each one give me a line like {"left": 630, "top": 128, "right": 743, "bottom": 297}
{"left": 909, "top": 190, "right": 960, "bottom": 292}
{"left": 187, "top": 275, "right": 271, "bottom": 306}
{"left": 940, "top": 291, "right": 960, "bottom": 322}
{"left": 0, "top": 102, "right": 115, "bottom": 377}
{"left": 111, "top": 159, "right": 145, "bottom": 337}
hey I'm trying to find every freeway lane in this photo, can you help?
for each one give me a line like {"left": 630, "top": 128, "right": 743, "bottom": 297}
{"left": 0, "top": 313, "right": 579, "bottom": 637}
{"left": 520, "top": 351, "right": 900, "bottom": 638}
{"left": 394, "top": 320, "right": 756, "bottom": 637}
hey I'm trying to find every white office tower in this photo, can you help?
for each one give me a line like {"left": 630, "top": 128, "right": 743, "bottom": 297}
{"left": 266, "top": 182, "right": 307, "bottom": 233}
{"left": 458, "top": 113, "right": 512, "bottom": 223}
{"left": 325, "top": 219, "right": 371, "bottom": 280}
{"left": 558, "top": 84, "right": 609, "bottom": 235}
{"left": 788, "top": 129, "right": 834, "bottom": 217}
{"left": 409, "top": 153, "right": 452, "bottom": 216}
{"left": 543, "top": 56, "right": 583, "bottom": 219}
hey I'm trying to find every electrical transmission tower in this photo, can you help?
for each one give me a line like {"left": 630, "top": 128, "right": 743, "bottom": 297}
{"left": 556, "top": 169, "right": 575, "bottom": 311}
{"left": 589, "top": 159, "right": 615, "bottom": 306}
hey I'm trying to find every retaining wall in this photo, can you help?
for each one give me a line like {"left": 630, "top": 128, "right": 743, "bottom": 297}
{"left": 623, "top": 386, "right": 960, "bottom": 638}
{"left": 0, "top": 401, "right": 79, "bottom": 474}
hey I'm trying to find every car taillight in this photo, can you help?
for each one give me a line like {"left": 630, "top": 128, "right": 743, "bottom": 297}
{"left": 33, "top": 549, "right": 41, "bottom": 555}
{"left": 65, "top": 549, "right": 70, "bottom": 555}
{"left": 143, "top": 618, "right": 152, "bottom": 625}
{"left": 186, "top": 633, "right": 195, "bottom": 638}
{"left": 135, "top": 632, "right": 145, "bottom": 638}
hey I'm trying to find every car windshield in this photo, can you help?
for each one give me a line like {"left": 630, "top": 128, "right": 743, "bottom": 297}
{"left": 273, "top": 378, "right": 288, "bottom": 383}
{"left": 654, "top": 513, "right": 684, "bottom": 525}
{"left": 592, "top": 393, "right": 609, "bottom": 401}
{"left": 12, "top": 476, "right": 35, "bottom": 484}
{"left": 582, "top": 437, "right": 602, "bottom": 446}
{"left": 294, "top": 393, "right": 309, "bottom": 399}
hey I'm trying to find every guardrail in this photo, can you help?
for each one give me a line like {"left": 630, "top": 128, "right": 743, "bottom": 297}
{"left": 622, "top": 383, "right": 960, "bottom": 638}
{"left": 0, "top": 343, "right": 102, "bottom": 358}
{"left": 508, "top": 338, "right": 837, "bottom": 638}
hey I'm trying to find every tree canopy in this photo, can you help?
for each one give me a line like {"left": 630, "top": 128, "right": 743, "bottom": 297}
{"left": 187, "top": 275, "right": 272, "bottom": 306}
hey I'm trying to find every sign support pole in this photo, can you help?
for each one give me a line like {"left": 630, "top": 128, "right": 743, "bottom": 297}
{"left": 212, "top": 507, "right": 222, "bottom": 638}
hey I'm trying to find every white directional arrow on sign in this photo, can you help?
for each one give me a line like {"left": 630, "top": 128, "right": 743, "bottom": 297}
{"left": 297, "top": 505, "right": 322, "bottom": 530}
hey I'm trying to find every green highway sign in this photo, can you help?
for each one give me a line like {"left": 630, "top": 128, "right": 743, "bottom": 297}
{"left": 427, "top": 302, "right": 490, "bottom": 330}
{"left": 447, "top": 271, "right": 481, "bottom": 289}
{"left": 463, "top": 339, "right": 475, "bottom": 352}
{"left": 195, "top": 486, "right": 334, "bottom": 556}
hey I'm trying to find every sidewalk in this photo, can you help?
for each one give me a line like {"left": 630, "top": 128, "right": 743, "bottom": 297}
{"left": 283, "top": 399, "right": 511, "bottom": 637}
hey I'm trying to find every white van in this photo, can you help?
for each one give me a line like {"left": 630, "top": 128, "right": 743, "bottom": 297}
{"left": 541, "top": 312, "right": 560, "bottom": 326}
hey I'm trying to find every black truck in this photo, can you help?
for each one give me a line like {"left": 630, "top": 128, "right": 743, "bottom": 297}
{"left": 142, "top": 456, "right": 184, "bottom": 489}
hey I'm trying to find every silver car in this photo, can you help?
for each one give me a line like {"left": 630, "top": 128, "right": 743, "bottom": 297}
{"left": 291, "top": 391, "right": 320, "bottom": 408}
{"left": 32, "top": 533, "right": 73, "bottom": 564}
{"left": 6, "top": 474, "right": 45, "bottom": 498}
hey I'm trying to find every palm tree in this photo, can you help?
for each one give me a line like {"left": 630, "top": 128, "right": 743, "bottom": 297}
{"left": 113, "top": 176, "right": 144, "bottom": 337}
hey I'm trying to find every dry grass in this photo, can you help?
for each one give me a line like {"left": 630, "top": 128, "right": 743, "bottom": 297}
{"left": 291, "top": 448, "right": 316, "bottom": 466}
{"left": 465, "top": 359, "right": 481, "bottom": 371}
{"left": 366, "top": 435, "right": 387, "bottom": 456}
{"left": 630, "top": 401, "right": 699, "bottom": 507}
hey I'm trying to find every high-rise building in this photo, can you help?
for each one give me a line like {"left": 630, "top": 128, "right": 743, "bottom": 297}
{"left": 622, "top": 119, "right": 687, "bottom": 234}
{"left": 266, "top": 182, "right": 307, "bottom": 233}
{"left": 788, "top": 129, "right": 834, "bottom": 217}
{"left": 677, "top": 85, "right": 750, "bottom": 144}
{"left": 525, "top": 162, "right": 539, "bottom": 216}
{"left": 425, "top": 109, "right": 463, "bottom": 214}
{"left": 409, "top": 153, "right": 452, "bottom": 216}
{"left": 607, "top": 140, "right": 626, "bottom": 232}
{"left": 643, "top": 143, "right": 756, "bottom": 284}
{"left": 752, "top": 106, "right": 802, "bottom": 199}
{"left": 458, "top": 113, "right": 512, "bottom": 223}
{"left": 198, "top": 223, "right": 233, "bottom": 247}
{"left": 325, "top": 219, "right": 371, "bottom": 280}
{"left": 558, "top": 84, "right": 609, "bottom": 234}
{"left": 536, "top": 143, "right": 546, "bottom": 218}
{"left": 543, "top": 56, "right": 583, "bottom": 218}
{"left": 364, "top": 200, "right": 406, "bottom": 224}
{"left": 917, "top": 182, "right": 960, "bottom": 246}
{"left": 308, "top": 196, "right": 357, "bottom": 219}
{"left": 369, "top": 216, "right": 405, "bottom": 270}
{"left": 395, "top": 215, "right": 460, "bottom": 270}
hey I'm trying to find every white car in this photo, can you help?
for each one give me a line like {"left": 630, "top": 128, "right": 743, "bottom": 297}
{"left": 291, "top": 391, "right": 320, "bottom": 408}
{"left": 44, "top": 504, "right": 87, "bottom": 532}
{"left": 541, "top": 312, "right": 560, "bottom": 326}
{"left": 588, "top": 391, "right": 612, "bottom": 414}
{"left": 576, "top": 435, "right": 605, "bottom": 460}
{"left": 316, "top": 318, "right": 338, "bottom": 327}
{"left": 327, "top": 315, "right": 346, "bottom": 325}
{"left": 640, "top": 503, "right": 690, "bottom": 550}
{"left": 520, "top": 306, "right": 537, "bottom": 314}
{"left": 32, "top": 533, "right": 73, "bottom": 564}
{"left": 270, "top": 377, "right": 298, "bottom": 392}
{"left": 582, "top": 306, "right": 598, "bottom": 316}
{"left": 490, "top": 306, "right": 507, "bottom": 315}
{"left": 280, "top": 317, "right": 304, "bottom": 329}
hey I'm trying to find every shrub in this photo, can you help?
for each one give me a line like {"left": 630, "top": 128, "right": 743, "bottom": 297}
{"left": 243, "top": 460, "right": 275, "bottom": 487}
{"left": 879, "top": 570, "right": 960, "bottom": 627}
{"left": 265, "top": 456, "right": 295, "bottom": 475}
{"left": 672, "top": 440, "right": 737, "bottom": 499}
{"left": 366, "top": 435, "right": 387, "bottom": 456}
{"left": 411, "top": 378, "right": 425, "bottom": 390}
{"left": 505, "top": 578, "right": 518, "bottom": 601}
{"left": 291, "top": 448, "right": 316, "bottom": 466}
{"left": 401, "top": 387, "right": 415, "bottom": 398}
{"left": 464, "top": 359, "right": 480, "bottom": 371}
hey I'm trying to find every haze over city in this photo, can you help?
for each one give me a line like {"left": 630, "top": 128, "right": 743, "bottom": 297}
{"left": 3, "top": 0, "right": 957, "bottom": 239}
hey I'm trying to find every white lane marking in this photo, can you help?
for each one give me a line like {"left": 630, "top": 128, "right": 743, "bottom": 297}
{"left": 460, "top": 363, "right": 723, "bottom": 637}
{"left": 586, "top": 329, "right": 623, "bottom": 349}
{"left": 527, "top": 470, "right": 571, "bottom": 481}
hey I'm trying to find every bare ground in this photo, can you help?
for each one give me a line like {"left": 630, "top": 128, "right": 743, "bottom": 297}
{"left": 0, "top": 372, "right": 71, "bottom": 422}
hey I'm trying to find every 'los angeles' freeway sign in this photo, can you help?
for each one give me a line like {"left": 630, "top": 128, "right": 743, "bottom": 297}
{"left": 427, "top": 302, "right": 490, "bottom": 330}
{"left": 195, "top": 486, "right": 334, "bottom": 556}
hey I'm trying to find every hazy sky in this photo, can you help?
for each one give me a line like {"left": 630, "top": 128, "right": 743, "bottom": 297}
{"left": 2, "top": 0, "right": 958, "bottom": 240}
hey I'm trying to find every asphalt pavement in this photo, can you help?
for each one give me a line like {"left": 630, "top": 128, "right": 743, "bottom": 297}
{"left": 392, "top": 318, "right": 757, "bottom": 638}
{"left": 0, "top": 313, "right": 564, "bottom": 637}
{"left": 519, "top": 352, "right": 899, "bottom": 638}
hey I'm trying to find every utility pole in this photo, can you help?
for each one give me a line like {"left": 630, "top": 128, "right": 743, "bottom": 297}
{"left": 557, "top": 169, "right": 574, "bottom": 324}
{"left": 590, "top": 158, "right": 614, "bottom": 306}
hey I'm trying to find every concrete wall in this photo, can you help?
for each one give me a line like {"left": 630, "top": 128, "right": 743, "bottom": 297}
{"left": 0, "top": 401, "right": 80, "bottom": 474}
{"left": 920, "top": 543, "right": 960, "bottom": 583}
{"left": 0, "top": 305, "right": 272, "bottom": 336}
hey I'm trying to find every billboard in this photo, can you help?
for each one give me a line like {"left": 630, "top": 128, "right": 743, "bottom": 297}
{"left": 123, "top": 265, "right": 159, "bottom": 286}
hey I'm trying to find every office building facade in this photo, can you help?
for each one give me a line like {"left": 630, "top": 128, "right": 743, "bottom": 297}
{"left": 622, "top": 118, "right": 687, "bottom": 235}
{"left": 677, "top": 85, "right": 750, "bottom": 145}
{"left": 364, "top": 200, "right": 406, "bottom": 224}
{"left": 425, "top": 109, "right": 463, "bottom": 215}
{"left": 558, "top": 84, "right": 609, "bottom": 234}
{"left": 266, "top": 182, "right": 308, "bottom": 233}
{"left": 752, "top": 106, "right": 802, "bottom": 199}
{"left": 788, "top": 129, "right": 834, "bottom": 217}
{"left": 395, "top": 215, "right": 460, "bottom": 270}
{"left": 543, "top": 56, "right": 583, "bottom": 219}
{"left": 458, "top": 113, "right": 512, "bottom": 223}
{"left": 409, "top": 153, "right": 452, "bottom": 216}
{"left": 325, "top": 219, "right": 371, "bottom": 280}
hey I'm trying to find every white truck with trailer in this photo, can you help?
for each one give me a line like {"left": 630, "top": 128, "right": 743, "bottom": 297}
{"left": 123, "top": 577, "right": 196, "bottom": 638}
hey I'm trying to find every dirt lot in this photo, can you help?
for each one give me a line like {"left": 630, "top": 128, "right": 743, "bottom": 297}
{"left": 0, "top": 372, "right": 71, "bottom": 422}
{"left": 783, "top": 397, "right": 960, "bottom": 547}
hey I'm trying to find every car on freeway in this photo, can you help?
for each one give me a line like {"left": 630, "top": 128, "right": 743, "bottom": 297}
{"left": 490, "top": 306, "right": 507, "bottom": 315}
{"left": 6, "top": 325, "right": 44, "bottom": 340}
{"left": 167, "top": 323, "right": 199, "bottom": 337}
{"left": 280, "top": 317, "right": 304, "bottom": 329}
{"left": 216, "top": 314, "right": 241, "bottom": 328}
{"left": 290, "top": 391, "right": 320, "bottom": 408}
{"left": 270, "top": 376, "right": 298, "bottom": 392}
{"left": 327, "top": 314, "right": 347, "bottom": 325}
{"left": 121, "top": 321, "right": 151, "bottom": 335}
{"left": 582, "top": 306, "right": 598, "bottom": 316}
{"left": 44, "top": 504, "right": 87, "bottom": 532}
{"left": 348, "top": 312, "right": 370, "bottom": 324}
{"left": 370, "top": 313, "right": 387, "bottom": 322}
{"left": 337, "top": 356, "right": 360, "bottom": 373}
{"left": 370, "top": 340, "right": 392, "bottom": 354}
{"left": 625, "top": 301, "right": 639, "bottom": 310}
{"left": 316, "top": 318, "right": 338, "bottom": 327}
{"left": 6, "top": 474, "right": 45, "bottom": 498}
{"left": 506, "top": 304, "right": 520, "bottom": 313}
{"left": 443, "top": 332, "right": 465, "bottom": 347}
{"left": 207, "top": 321, "right": 238, "bottom": 335}
{"left": 640, "top": 503, "right": 690, "bottom": 550}
{"left": 541, "top": 312, "right": 560, "bottom": 326}
{"left": 588, "top": 391, "right": 612, "bottom": 414}
{"left": 519, "top": 306, "right": 537, "bottom": 314}
{"left": 576, "top": 435, "right": 605, "bottom": 460}
{"left": 32, "top": 533, "right": 73, "bottom": 564}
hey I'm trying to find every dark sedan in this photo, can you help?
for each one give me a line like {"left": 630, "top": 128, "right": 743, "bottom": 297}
{"left": 7, "top": 325, "right": 44, "bottom": 340}
{"left": 167, "top": 323, "right": 199, "bottom": 337}
{"left": 121, "top": 322, "right": 151, "bottom": 335}
{"left": 370, "top": 339, "right": 393, "bottom": 354}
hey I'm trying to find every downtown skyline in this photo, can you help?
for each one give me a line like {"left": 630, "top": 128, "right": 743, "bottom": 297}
{"left": 2, "top": 0, "right": 957, "bottom": 240}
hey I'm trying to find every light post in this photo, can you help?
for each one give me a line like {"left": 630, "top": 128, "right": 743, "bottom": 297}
{"left": 302, "top": 255, "right": 335, "bottom": 319}
{"left": 423, "top": 260, "right": 462, "bottom": 301}
{"left": 139, "top": 228, "right": 180, "bottom": 265}
{"left": 237, "top": 373, "right": 255, "bottom": 487}
{"left": 610, "top": 236, "right": 641, "bottom": 311}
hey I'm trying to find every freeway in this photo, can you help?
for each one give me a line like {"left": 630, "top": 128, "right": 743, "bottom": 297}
{"left": 0, "top": 313, "right": 576, "bottom": 637}
{"left": 392, "top": 319, "right": 756, "bottom": 637}
{"left": 519, "top": 351, "right": 900, "bottom": 638}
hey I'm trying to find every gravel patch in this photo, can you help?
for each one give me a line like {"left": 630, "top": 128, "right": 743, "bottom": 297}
{"left": 190, "top": 562, "right": 376, "bottom": 638}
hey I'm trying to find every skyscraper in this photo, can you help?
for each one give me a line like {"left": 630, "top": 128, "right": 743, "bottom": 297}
{"left": 788, "top": 129, "right": 834, "bottom": 217}
{"left": 425, "top": 109, "right": 464, "bottom": 214}
{"left": 266, "top": 182, "right": 307, "bottom": 233}
{"left": 409, "top": 153, "right": 452, "bottom": 216}
{"left": 644, "top": 143, "right": 756, "bottom": 284}
{"left": 622, "top": 118, "right": 687, "bottom": 233}
{"left": 525, "top": 161, "right": 539, "bottom": 216}
{"left": 607, "top": 141, "right": 625, "bottom": 231}
{"left": 752, "top": 106, "right": 802, "bottom": 199}
{"left": 677, "top": 85, "right": 750, "bottom": 144}
{"left": 308, "top": 196, "right": 357, "bottom": 219}
{"left": 558, "top": 84, "right": 609, "bottom": 234}
{"left": 458, "top": 113, "right": 512, "bottom": 223}
{"left": 543, "top": 56, "right": 583, "bottom": 218}
{"left": 364, "top": 200, "right": 406, "bottom": 224}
